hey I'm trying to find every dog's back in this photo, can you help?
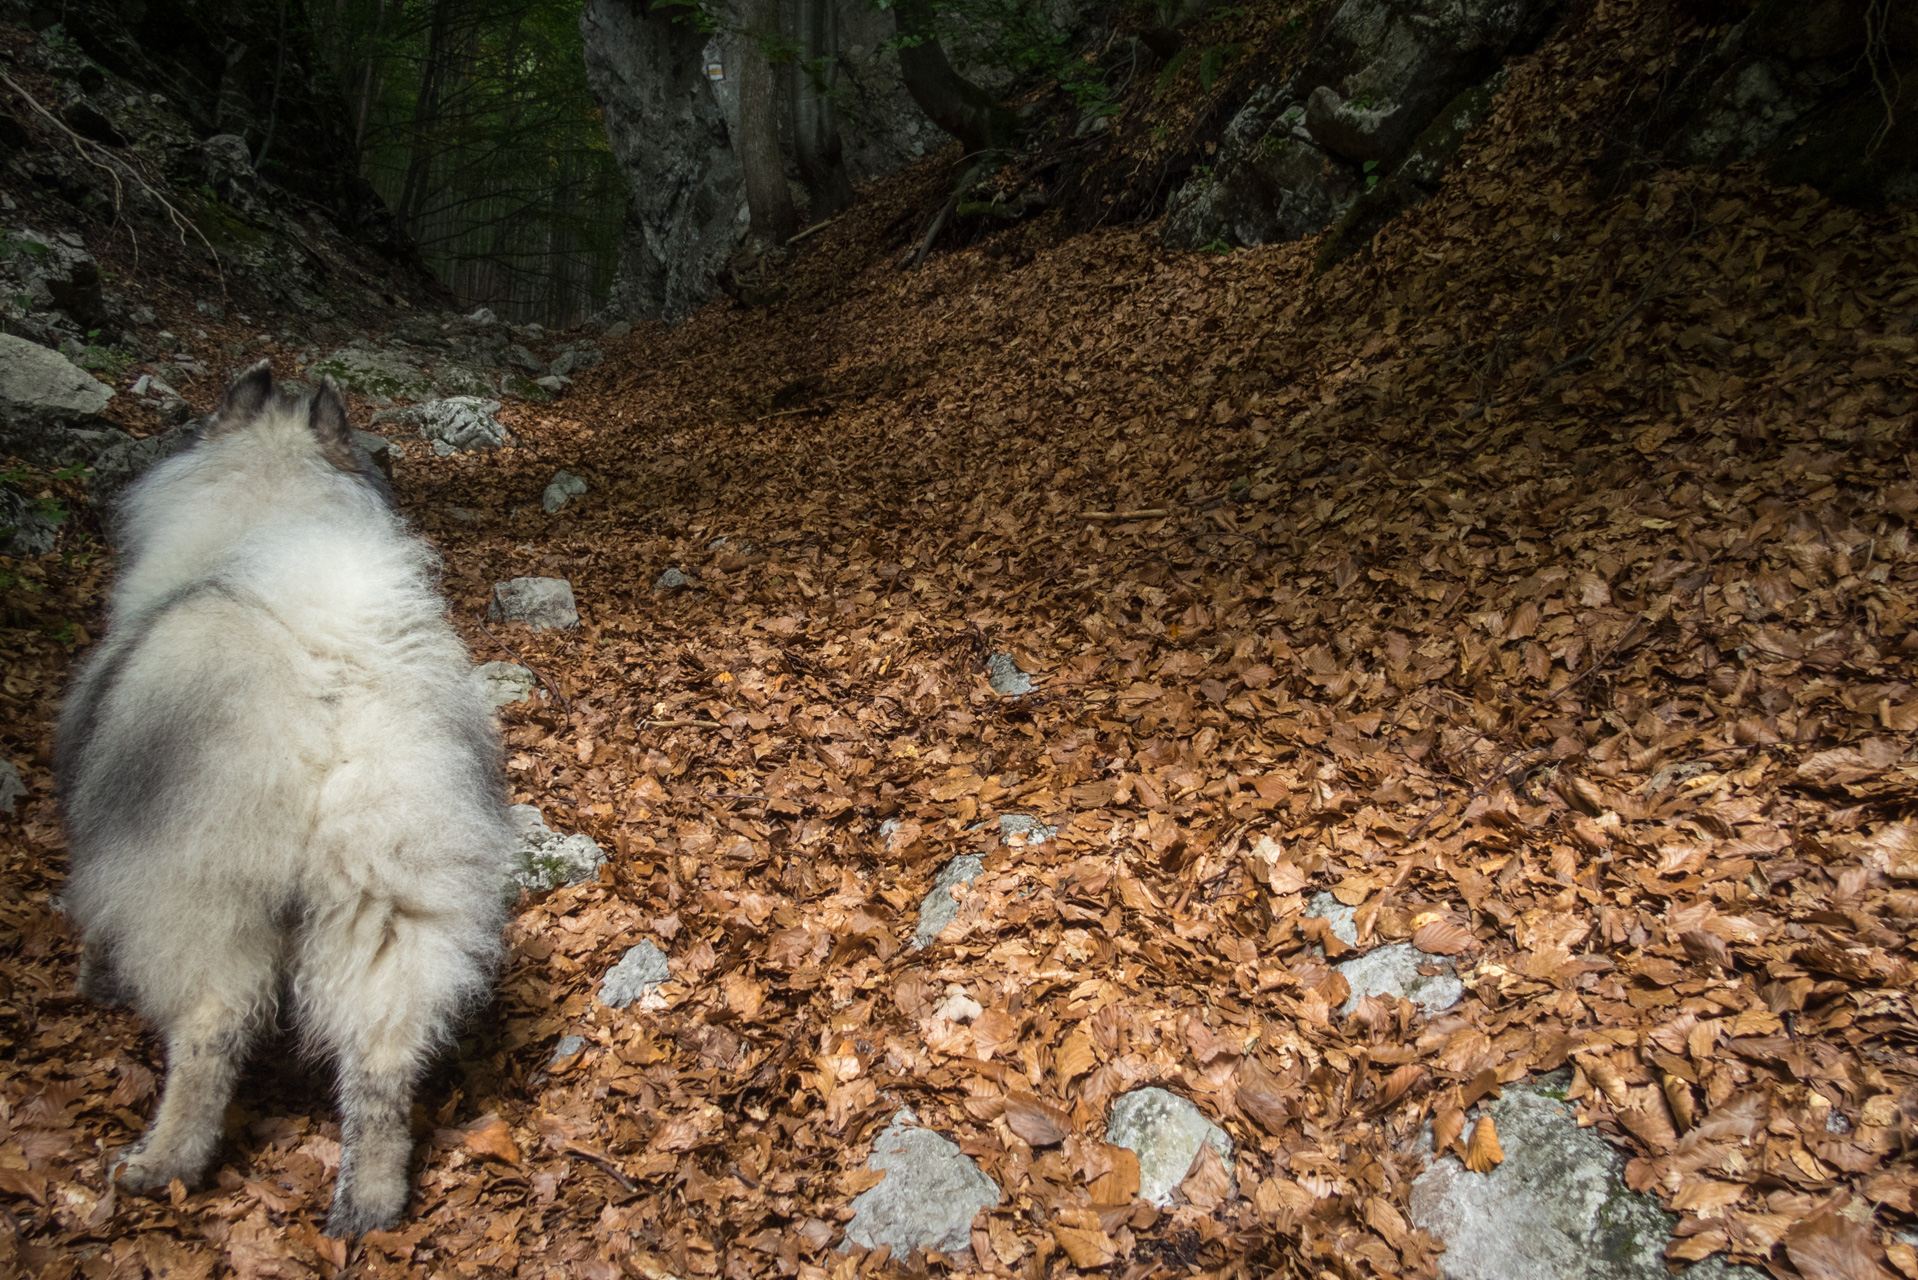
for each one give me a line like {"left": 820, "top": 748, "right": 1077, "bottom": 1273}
{"left": 57, "top": 363, "right": 512, "bottom": 1236}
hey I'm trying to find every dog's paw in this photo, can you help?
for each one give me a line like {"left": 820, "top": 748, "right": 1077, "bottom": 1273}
{"left": 110, "top": 1144, "right": 197, "bottom": 1195}
{"left": 323, "top": 1191, "right": 403, "bottom": 1240}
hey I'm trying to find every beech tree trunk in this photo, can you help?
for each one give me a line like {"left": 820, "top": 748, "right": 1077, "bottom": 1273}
{"left": 790, "top": 0, "right": 852, "bottom": 220}
{"left": 892, "top": 0, "right": 1017, "bottom": 156}
{"left": 737, "top": 0, "right": 798, "bottom": 247}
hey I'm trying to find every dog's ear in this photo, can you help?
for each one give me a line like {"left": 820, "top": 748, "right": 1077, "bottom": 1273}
{"left": 308, "top": 378, "right": 361, "bottom": 474}
{"left": 202, "top": 360, "right": 275, "bottom": 438}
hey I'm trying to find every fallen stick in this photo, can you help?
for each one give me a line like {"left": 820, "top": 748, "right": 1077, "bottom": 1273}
{"left": 641, "top": 718, "right": 726, "bottom": 729}
{"left": 1082, "top": 508, "right": 1171, "bottom": 521}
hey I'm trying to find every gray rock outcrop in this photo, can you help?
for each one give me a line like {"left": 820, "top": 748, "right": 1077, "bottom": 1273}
{"left": 986, "top": 652, "right": 1033, "bottom": 695}
{"left": 542, "top": 470, "right": 587, "bottom": 513}
{"left": 88, "top": 426, "right": 195, "bottom": 505}
{"left": 580, "top": 0, "right": 943, "bottom": 321}
{"left": 914, "top": 855, "right": 984, "bottom": 948}
{"left": 1408, "top": 1076, "right": 1759, "bottom": 1280}
{"left": 1165, "top": 0, "right": 1564, "bottom": 252}
{"left": 509, "top": 805, "right": 607, "bottom": 893}
{"left": 1303, "top": 892, "right": 1463, "bottom": 1014}
{"left": 599, "top": 940, "right": 673, "bottom": 1008}
{"left": 1106, "top": 1087, "right": 1235, "bottom": 1208}
{"left": 371, "top": 397, "right": 508, "bottom": 453}
{"left": 0, "top": 758, "right": 26, "bottom": 815}
{"left": 488, "top": 577, "right": 579, "bottom": 630}
{"left": 845, "top": 1109, "right": 1002, "bottom": 1256}
{"left": 1337, "top": 943, "right": 1463, "bottom": 1015}
{"left": 475, "top": 662, "right": 539, "bottom": 707}
{"left": 1, "top": 486, "right": 60, "bottom": 556}
{"left": 0, "top": 333, "right": 119, "bottom": 464}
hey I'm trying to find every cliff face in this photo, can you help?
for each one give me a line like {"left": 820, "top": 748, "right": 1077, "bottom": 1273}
{"left": 18, "top": 0, "right": 418, "bottom": 265}
{"left": 581, "top": 0, "right": 946, "bottom": 321}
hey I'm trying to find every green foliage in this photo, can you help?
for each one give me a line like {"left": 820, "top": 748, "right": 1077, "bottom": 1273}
{"left": 1199, "top": 237, "right": 1233, "bottom": 254}
{"left": 311, "top": 0, "right": 622, "bottom": 326}
{"left": 1362, "top": 158, "right": 1381, "bottom": 191}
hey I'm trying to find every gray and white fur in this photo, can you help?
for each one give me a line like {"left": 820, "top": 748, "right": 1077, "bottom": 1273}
{"left": 56, "top": 362, "right": 512, "bottom": 1236}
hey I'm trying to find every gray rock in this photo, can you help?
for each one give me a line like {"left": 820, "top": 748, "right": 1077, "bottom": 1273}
{"left": 475, "top": 661, "right": 538, "bottom": 707}
{"left": 308, "top": 344, "right": 434, "bottom": 401}
{"left": 551, "top": 1034, "right": 587, "bottom": 1064}
{"left": 509, "top": 804, "right": 607, "bottom": 892}
{"left": 88, "top": 424, "right": 194, "bottom": 504}
{"left": 8, "top": 229, "right": 110, "bottom": 332}
{"left": 1165, "top": 0, "right": 1564, "bottom": 251}
{"left": 580, "top": 0, "right": 937, "bottom": 322}
{"left": 1304, "top": 84, "right": 1403, "bottom": 161}
{"left": 467, "top": 307, "right": 499, "bottom": 325}
{"left": 603, "top": 320, "right": 632, "bottom": 338}
{"left": 548, "top": 348, "right": 603, "bottom": 377}
{"left": 654, "top": 566, "right": 695, "bottom": 592}
{"left": 488, "top": 576, "right": 578, "bottom": 630}
{"left": 534, "top": 375, "right": 568, "bottom": 394}
{"left": 1337, "top": 943, "right": 1462, "bottom": 1015}
{"left": 1304, "top": 891, "right": 1361, "bottom": 947}
{"left": 994, "top": 813, "right": 1056, "bottom": 844}
{"left": 0, "top": 333, "right": 119, "bottom": 463}
{"left": 445, "top": 506, "right": 483, "bottom": 524}
{"left": 845, "top": 1108, "right": 1002, "bottom": 1256}
{"left": 986, "top": 652, "right": 1032, "bottom": 696}
{"left": 0, "top": 758, "right": 26, "bottom": 815}
{"left": 1106, "top": 1087, "right": 1235, "bottom": 1208}
{"left": 914, "top": 855, "right": 984, "bottom": 949}
{"left": 0, "top": 485, "right": 60, "bottom": 555}
{"left": 542, "top": 469, "right": 588, "bottom": 514}
{"left": 1165, "top": 94, "right": 1358, "bottom": 250}
{"left": 353, "top": 431, "right": 394, "bottom": 480}
{"left": 599, "top": 939, "right": 673, "bottom": 1008}
{"left": 370, "top": 396, "right": 507, "bottom": 453}
{"left": 1409, "top": 1076, "right": 1760, "bottom": 1280}
{"left": 508, "top": 343, "right": 547, "bottom": 375}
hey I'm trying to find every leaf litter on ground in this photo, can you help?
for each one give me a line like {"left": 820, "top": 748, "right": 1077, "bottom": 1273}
{"left": 3, "top": 1, "right": 1918, "bottom": 1277}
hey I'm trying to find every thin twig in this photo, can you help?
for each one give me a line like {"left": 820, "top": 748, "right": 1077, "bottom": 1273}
{"left": 477, "top": 617, "right": 572, "bottom": 713}
{"left": 641, "top": 718, "right": 725, "bottom": 729}
{"left": 0, "top": 69, "right": 224, "bottom": 298}
{"left": 785, "top": 214, "right": 845, "bottom": 246}
{"left": 561, "top": 1144, "right": 637, "bottom": 1194}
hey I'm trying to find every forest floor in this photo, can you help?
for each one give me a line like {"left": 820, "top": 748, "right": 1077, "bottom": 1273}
{"left": 4, "top": 2, "right": 1918, "bottom": 1279}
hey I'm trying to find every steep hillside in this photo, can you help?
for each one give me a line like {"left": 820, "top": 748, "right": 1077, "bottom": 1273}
{"left": 2, "top": 1, "right": 1916, "bottom": 1278}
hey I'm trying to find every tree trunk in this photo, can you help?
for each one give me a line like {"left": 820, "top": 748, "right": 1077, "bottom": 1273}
{"left": 737, "top": 0, "right": 797, "bottom": 248}
{"left": 892, "top": 0, "right": 1016, "bottom": 156}
{"left": 789, "top": 0, "right": 852, "bottom": 220}
{"left": 395, "top": 0, "right": 455, "bottom": 237}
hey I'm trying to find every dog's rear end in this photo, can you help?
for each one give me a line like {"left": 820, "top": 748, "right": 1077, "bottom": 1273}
{"left": 57, "top": 363, "right": 512, "bottom": 1235}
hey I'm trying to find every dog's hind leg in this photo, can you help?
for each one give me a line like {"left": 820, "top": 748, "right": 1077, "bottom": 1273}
{"left": 298, "top": 897, "right": 491, "bottom": 1238}
{"left": 114, "top": 961, "right": 273, "bottom": 1193}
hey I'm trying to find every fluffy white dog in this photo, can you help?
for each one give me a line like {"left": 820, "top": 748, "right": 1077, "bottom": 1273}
{"left": 57, "top": 361, "right": 512, "bottom": 1236}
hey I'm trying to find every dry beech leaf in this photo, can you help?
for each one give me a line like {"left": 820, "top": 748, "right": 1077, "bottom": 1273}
{"left": 988, "top": 1216, "right": 1026, "bottom": 1267}
{"left": 970, "top": 1009, "right": 1020, "bottom": 1060}
{"left": 1055, "top": 1026, "right": 1098, "bottom": 1086}
{"left": 1433, "top": 1105, "right": 1466, "bottom": 1156}
{"left": 1003, "top": 1093, "right": 1070, "bottom": 1147}
{"left": 1377, "top": 1063, "right": 1425, "bottom": 1110}
{"left": 1680, "top": 929, "right": 1734, "bottom": 971}
{"left": 1784, "top": 1212, "right": 1895, "bottom": 1280}
{"left": 1463, "top": 1115, "right": 1503, "bottom": 1173}
{"left": 458, "top": 1114, "right": 520, "bottom": 1166}
{"left": 1088, "top": 1144, "right": 1141, "bottom": 1207}
{"left": 1412, "top": 919, "right": 1474, "bottom": 956}
{"left": 1050, "top": 1207, "right": 1117, "bottom": 1268}
{"left": 1180, "top": 1142, "right": 1232, "bottom": 1212}
{"left": 1236, "top": 1055, "right": 1292, "bottom": 1133}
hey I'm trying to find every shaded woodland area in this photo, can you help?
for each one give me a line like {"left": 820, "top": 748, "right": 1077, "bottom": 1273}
{"left": 3, "top": 0, "right": 1918, "bottom": 1279}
